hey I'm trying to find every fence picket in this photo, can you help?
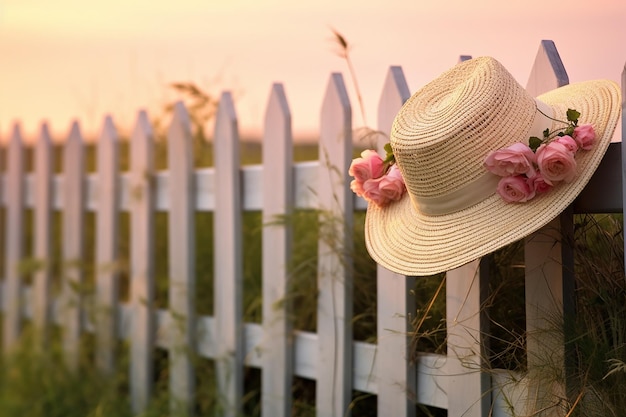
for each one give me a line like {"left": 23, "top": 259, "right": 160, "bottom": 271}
{"left": 129, "top": 110, "right": 156, "bottom": 413}
{"left": 522, "top": 40, "right": 573, "bottom": 417}
{"left": 316, "top": 72, "right": 353, "bottom": 417}
{"left": 96, "top": 115, "right": 120, "bottom": 373}
{"left": 33, "top": 123, "right": 53, "bottom": 346}
{"left": 167, "top": 102, "right": 196, "bottom": 415}
{"left": 375, "top": 66, "right": 416, "bottom": 417}
{"left": 622, "top": 62, "right": 626, "bottom": 276}
{"left": 213, "top": 92, "right": 244, "bottom": 417}
{"left": 261, "top": 83, "right": 294, "bottom": 417}
{"left": 3, "top": 124, "right": 25, "bottom": 351}
{"left": 62, "top": 121, "right": 86, "bottom": 370}
{"left": 214, "top": 92, "right": 244, "bottom": 417}
{"left": 446, "top": 260, "right": 490, "bottom": 416}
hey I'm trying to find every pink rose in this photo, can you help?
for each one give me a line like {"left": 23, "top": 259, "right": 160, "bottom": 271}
{"left": 554, "top": 135, "right": 578, "bottom": 154}
{"left": 349, "top": 149, "right": 384, "bottom": 182}
{"left": 362, "top": 177, "right": 389, "bottom": 207}
{"left": 484, "top": 142, "right": 537, "bottom": 177}
{"left": 536, "top": 142, "right": 577, "bottom": 184}
{"left": 350, "top": 179, "right": 365, "bottom": 197}
{"left": 527, "top": 173, "right": 552, "bottom": 195}
{"left": 573, "top": 124, "right": 596, "bottom": 150}
{"left": 496, "top": 175, "right": 536, "bottom": 203}
{"left": 377, "top": 165, "right": 405, "bottom": 202}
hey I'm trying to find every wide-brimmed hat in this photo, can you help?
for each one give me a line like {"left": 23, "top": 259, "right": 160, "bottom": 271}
{"left": 365, "top": 56, "right": 621, "bottom": 276}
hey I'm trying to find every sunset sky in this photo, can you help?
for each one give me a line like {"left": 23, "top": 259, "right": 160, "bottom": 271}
{"left": 1, "top": 0, "right": 624, "bottom": 142}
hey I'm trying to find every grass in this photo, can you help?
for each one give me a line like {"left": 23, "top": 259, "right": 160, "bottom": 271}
{"left": 1, "top": 90, "right": 624, "bottom": 415}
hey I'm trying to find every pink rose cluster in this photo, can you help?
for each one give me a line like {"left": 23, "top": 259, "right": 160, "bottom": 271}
{"left": 349, "top": 149, "right": 406, "bottom": 207}
{"left": 483, "top": 124, "right": 596, "bottom": 203}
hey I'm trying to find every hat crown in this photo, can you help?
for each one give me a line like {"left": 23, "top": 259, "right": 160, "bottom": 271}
{"left": 391, "top": 57, "right": 537, "bottom": 207}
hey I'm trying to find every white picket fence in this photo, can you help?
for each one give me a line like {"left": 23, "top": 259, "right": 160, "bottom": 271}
{"left": 1, "top": 40, "right": 625, "bottom": 417}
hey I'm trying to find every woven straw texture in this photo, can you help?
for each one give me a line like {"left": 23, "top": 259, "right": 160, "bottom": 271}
{"left": 365, "top": 56, "right": 621, "bottom": 276}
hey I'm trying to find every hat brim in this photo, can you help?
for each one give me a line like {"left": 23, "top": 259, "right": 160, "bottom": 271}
{"left": 365, "top": 80, "right": 622, "bottom": 276}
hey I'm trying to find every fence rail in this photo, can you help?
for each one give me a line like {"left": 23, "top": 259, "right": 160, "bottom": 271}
{"left": 1, "top": 39, "right": 625, "bottom": 417}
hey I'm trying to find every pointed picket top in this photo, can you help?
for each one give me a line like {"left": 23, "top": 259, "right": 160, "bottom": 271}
{"left": 321, "top": 73, "right": 351, "bottom": 134}
{"left": 319, "top": 72, "right": 352, "bottom": 209}
{"left": 7, "top": 122, "right": 24, "bottom": 183}
{"left": 131, "top": 110, "right": 155, "bottom": 183}
{"left": 168, "top": 101, "right": 192, "bottom": 144}
{"left": 526, "top": 40, "right": 569, "bottom": 96}
{"left": 37, "top": 122, "right": 52, "bottom": 152}
{"left": 215, "top": 91, "right": 238, "bottom": 140}
{"left": 132, "top": 110, "right": 154, "bottom": 148}
{"left": 68, "top": 120, "right": 82, "bottom": 144}
{"left": 98, "top": 115, "right": 119, "bottom": 176}
{"left": 100, "top": 115, "right": 118, "bottom": 144}
{"left": 64, "top": 120, "right": 84, "bottom": 171}
{"left": 9, "top": 122, "right": 23, "bottom": 147}
{"left": 377, "top": 66, "right": 410, "bottom": 149}
{"left": 264, "top": 83, "right": 291, "bottom": 133}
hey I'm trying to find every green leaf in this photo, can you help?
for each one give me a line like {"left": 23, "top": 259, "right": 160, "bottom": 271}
{"left": 383, "top": 142, "right": 395, "bottom": 164}
{"left": 543, "top": 128, "right": 550, "bottom": 138}
{"left": 566, "top": 108, "right": 581, "bottom": 123}
{"left": 529, "top": 136, "right": 542, "bottom": 152}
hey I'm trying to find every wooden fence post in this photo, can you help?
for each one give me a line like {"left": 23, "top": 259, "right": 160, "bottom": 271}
{"left": 446, "top": 260, "right": 491, "bottom": 416}
{"left": 167, "top": 102, "right": 196, "bottom": 415}
{"left": 33, "top": 123, "right": 53, "bottom": 347}
{"left": 261, "top": 83, "right": 294, "bottom": 417}
{"left": 3, "top": 123, "right": 25, "bottom": 351}
{"left": 375, "top": 66, "right": 416, "bottom": 417}
{"left": 316, "top": 72, "right": 353, "bottom": 417}
{"left": 523, "top": 40, "right": 573, "bottom": 416}
{"left": 130, "top": 110, "right": 156, "bottom": 413}
{"left": 214, "top": 92, "right": 244, "bottom": 417}
{"left": 63, "top": 121, "right": 86, "bottom": 371}
{"left": 96, "top": 115, "right": 120, "bottom": 373}
{"left": 622, "top": 61, "right": 626, "bottom": 276}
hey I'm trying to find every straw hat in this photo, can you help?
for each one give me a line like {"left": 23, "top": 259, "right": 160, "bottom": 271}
{"left": 364, "top": 56, "right": 621, "bottom": 276}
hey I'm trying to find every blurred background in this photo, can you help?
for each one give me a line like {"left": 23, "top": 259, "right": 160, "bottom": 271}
{"left": 1, "top": 0, "right": 624, "bottom": 142}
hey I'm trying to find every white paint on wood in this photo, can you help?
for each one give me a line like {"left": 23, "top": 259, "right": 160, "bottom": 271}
{"left": 33, "top": 123, "right": 53, "bottom": 346}
{"left": 261, "top": 83, "right": 294, "bottom": 417}
{"left": 130, "top": 110, "right": 156, "bottom": 413}
{"left": 446, "top": 260, "right": 490, "bottom": 416}
{"left": 96, "top": 115, "right": 120, "bottom": 373}
{"left": 622, "top": 62, "right": 626, "bottom": 275}
{"left": 167, "top": 102, "right": 196, "bottom": 415}
{"left": 3, "top": 123, "right": 25, "bottom": 351}
{"left": 523, "top": 40, "right": 572, "bottom": 417}
{"left": 213, "top": 91, "right": 245, "bottom": 417}
{"left": 62, "top": 121, "right": 86, "bottom": 371}
{"left": 375, "top": 66, "right": 416, "bottom": 417}
{"left": 526, "top": 40, "right": 568, "bottom": 97}
{"left": 316, "top": 72, "right": 353, "bottom": 417}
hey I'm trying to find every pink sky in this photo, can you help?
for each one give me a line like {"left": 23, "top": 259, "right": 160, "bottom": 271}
{"left": 1, "top": 0, "right": 624, "bottom": 142}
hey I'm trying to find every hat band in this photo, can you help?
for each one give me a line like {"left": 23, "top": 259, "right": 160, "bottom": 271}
{"left": 414, "top": 99, "right": 554, "bottom": 216}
